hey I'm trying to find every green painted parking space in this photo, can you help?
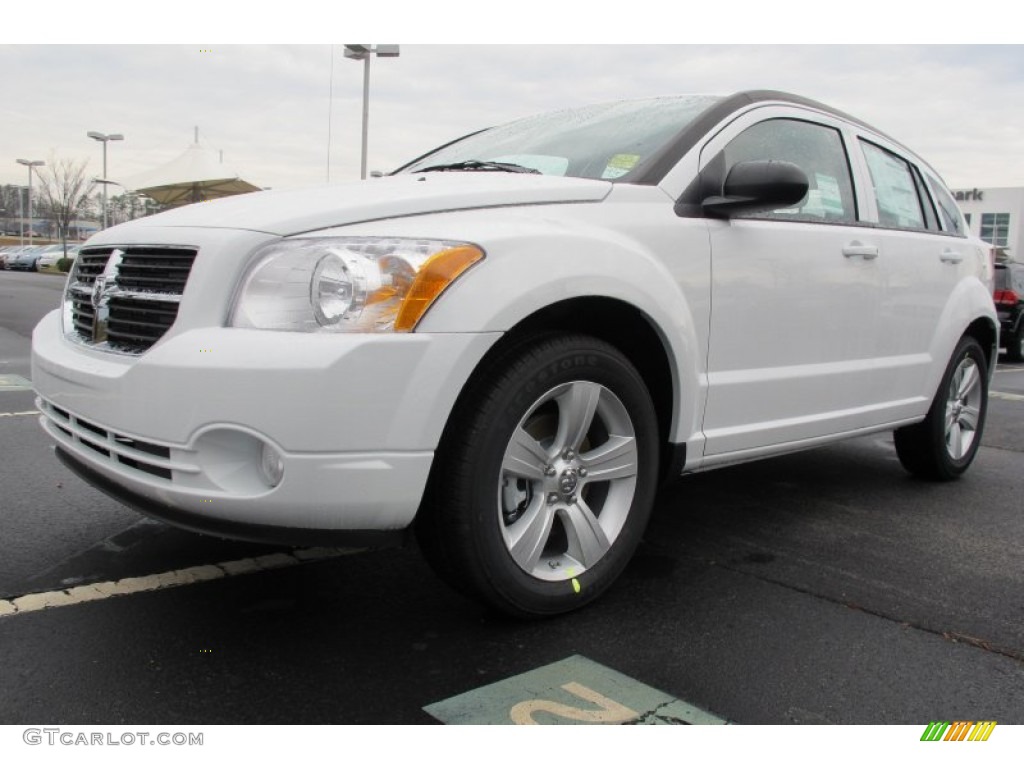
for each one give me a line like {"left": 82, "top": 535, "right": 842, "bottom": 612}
{"left": 0, "top": 374, "right": 33, "bottom": 391}
{"left": 424, "top": 655, "right": 727, "bottom": 725}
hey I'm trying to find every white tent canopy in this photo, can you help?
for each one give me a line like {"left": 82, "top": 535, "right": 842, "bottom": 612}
{"left": 120, "top": 140, "right": 261, "bottom": 208}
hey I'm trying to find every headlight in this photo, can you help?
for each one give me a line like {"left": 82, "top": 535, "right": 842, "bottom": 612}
{"left": 231, "top": 237, "right": 484, "bottom": 333}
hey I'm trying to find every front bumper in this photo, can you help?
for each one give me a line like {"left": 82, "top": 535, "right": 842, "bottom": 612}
{"left": 54, "top": 446, "right": 407, "bottom": 546}
{"left": 33, "top": 309, "right": 500, "bottom": 536}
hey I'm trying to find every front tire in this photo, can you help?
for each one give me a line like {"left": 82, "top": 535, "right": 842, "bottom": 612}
{"left": 416, "top": 334, "right": 659, "bottom": 617}
{"left": 894, "top": 335, "right": 988, "bottom": 480}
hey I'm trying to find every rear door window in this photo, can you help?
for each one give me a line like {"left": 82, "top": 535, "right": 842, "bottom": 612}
{"left": 859, "top": 140, "right": 926, "bottom": 230}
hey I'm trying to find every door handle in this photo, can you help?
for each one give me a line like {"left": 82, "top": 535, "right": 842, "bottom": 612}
{"left": 842, "top": 242, "right": 879, "bottom": 260}
{"left": 940, "top": 249, "right": 964, "bottom": 264}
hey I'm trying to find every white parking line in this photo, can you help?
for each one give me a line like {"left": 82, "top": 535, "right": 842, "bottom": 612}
{"left": 991, "top": 390, "right": 1024, "bottom": 402}
{"left": 0, "top": 410, "right": 40, "bottom": 418}
{"left": 0, "top": 546, "right": 359, "bottom": 619}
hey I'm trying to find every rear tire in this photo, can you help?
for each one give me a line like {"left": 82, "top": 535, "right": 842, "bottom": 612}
{"left": 416, "top": 333, "right": 659, "bottom": 617}
{"left": 894, "top": 335, "right": 988, "bottom": 481}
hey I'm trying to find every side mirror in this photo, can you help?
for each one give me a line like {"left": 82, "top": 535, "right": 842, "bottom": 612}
{"left": 702, "top": 160, "right": 809, "bottom": 218}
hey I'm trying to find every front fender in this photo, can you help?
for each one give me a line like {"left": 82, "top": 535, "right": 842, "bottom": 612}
{"left": 417, "top": 217, "right": 711, "bottom": 447}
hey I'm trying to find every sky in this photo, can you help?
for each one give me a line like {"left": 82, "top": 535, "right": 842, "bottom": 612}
{"left": 2, "top": 7, "right": 1022, "bottom": 196}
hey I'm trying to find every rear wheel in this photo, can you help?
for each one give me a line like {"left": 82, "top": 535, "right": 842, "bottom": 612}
{"left": 416, "top": 334, "right": 659, "bottom": 617}
{"left": 894, "top": 335, "right": 988, "bottom": 480}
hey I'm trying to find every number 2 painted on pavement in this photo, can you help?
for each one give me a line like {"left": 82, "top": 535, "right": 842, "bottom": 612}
{"left": 510, "top": 681, "right": 639, "bottom": 724}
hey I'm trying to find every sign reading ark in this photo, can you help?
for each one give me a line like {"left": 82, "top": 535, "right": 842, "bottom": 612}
{"left": 953, "top": 188, "right": 984, "bottom": 202}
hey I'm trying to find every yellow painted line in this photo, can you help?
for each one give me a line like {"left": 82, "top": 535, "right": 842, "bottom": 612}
{"left": 0, "top": 410, "right": 41, "bottom": 418}
{"left": 0, "top": 546, "right": 359, "bottom": 619}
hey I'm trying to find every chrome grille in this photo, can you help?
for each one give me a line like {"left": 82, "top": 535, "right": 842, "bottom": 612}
{"left": 66, "top": 245, "right": 197, "bottom": 354}
{"left": 68, "top": 250, "right": 111, "bottom": 337}
{"left": 106, "top": 297, "right": 182, "bottom": 349}
{"left": 115, "top": 246, "right": 197, "bottom": 292}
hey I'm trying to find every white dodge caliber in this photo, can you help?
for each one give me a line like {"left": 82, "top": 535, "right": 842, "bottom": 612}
{"left": 32, "top": 91, "right": 996, "bottom": 616}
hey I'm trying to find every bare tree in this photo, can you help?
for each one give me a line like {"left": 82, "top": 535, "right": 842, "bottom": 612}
{"left": 109, "top": 193, "right": 131, "bottom": 227}
{"left": 37, "top": 156, "right": 95, "bottom": 254}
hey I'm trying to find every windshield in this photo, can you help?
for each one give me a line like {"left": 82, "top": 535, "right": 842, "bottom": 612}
{"left": 399, "top": 96, "right": 722, "bottom": 181}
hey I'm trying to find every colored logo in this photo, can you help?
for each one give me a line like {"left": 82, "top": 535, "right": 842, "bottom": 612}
{"left": 920, "top": 721, "right": 996, "bottom": 742}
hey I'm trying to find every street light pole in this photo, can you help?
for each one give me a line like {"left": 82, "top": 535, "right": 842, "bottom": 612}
{"left": 17, "top": 188, "right": 24, "bottom": 246}
{"left": 343, "top": 45, "right": 400, "bottom": 180}
{"left": 87, "top": 131, "right": 124, "bottom": 229}
{"left": 360, "top": 51, "right": 371, "bottom": 181}
{"left": 16, "top": 159, "right": 44, "bottom": 245}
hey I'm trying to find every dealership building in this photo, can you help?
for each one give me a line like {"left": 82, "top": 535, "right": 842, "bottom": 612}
{"left": 951, "top": 186, "right": 1023, "bottom": 258}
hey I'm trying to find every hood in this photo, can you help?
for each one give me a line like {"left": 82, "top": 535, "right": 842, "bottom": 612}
{"left": 104, "top": 173, "right": 612, "bottom": 238}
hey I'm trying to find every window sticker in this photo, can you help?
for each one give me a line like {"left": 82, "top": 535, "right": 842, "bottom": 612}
{"left": 814, "top": 173, "right": 845, "bottom": 217}
{"left": 785, "top": 189, "right": 825, "bottom": 218}
{"left": 601, "top": 154, "right": 641, "bottom": 179}
{"left": 864, "top": 148, "right": 922, "bottom": 227}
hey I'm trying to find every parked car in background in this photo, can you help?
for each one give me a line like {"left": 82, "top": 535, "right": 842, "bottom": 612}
{"left": 0, "top": 246, "right": 19, "bottom": 269}
{"left": 994, "top": 258, "right": 1024, "bottom": 361}
{"left": 35, "top": 245, "right": 69, "bottom": 271}
{"left": 33, "top": 90, "right": 997, "bottom": 616}
{"left": 35, "top": 246, "right": 77, "bottom": 274}
{"left": 8, "top": 245, "right": 45, "bottom": 271}
{"left": 2, "top": 245, "right": 28, "bottom": 268}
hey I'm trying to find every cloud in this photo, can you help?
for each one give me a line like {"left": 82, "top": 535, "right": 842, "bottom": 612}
{"left": 2, "top": 45, "right": 1022, "bottom": 190}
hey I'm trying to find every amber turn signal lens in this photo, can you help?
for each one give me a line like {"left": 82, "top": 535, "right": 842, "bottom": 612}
{"left": 394, "top": 245, "right": 484, "bottom": 331}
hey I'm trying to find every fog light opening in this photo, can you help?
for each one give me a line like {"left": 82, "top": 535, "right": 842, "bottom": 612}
{"left": 259, "top": 442, "right": 285, "bottom": 488}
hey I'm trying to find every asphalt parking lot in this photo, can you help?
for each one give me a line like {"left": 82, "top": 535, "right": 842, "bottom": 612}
{"left": 1, "top": 269, "right": 1023, "bottom": 726}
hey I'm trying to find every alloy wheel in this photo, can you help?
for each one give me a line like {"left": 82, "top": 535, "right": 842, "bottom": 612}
{"left": 498, "top": 380, "right": 638, "bottom": 581}
{"left": 944, "top": 357, "right": 983, "bottom": 460}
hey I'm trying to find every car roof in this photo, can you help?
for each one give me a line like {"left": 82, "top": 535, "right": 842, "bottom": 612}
{"left": 631, "top": 89, "right": 913, "bottom": 185}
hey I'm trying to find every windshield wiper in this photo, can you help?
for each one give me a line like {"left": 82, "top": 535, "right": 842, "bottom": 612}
{"left": 416, "top": 159, "right": 541, "bottom": 174}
